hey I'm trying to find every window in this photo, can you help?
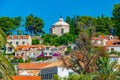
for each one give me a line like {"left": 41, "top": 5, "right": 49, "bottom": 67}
{"left": 61, "top": 28, "right": 64, "bottom": 34}
{"left": 69, "top": 72, "right": 73, "bottom": 75}
{"left": 49, "top": 52, "right": 52, "bottom": 55}
{"left": 19, "top": 48, "right": 22, "bottom": 50}
{"left": 16, "top": 36, "right": 19, "bottom": 39}
{"left": 16, "top": 42, "right": 19, "bottom": 45}
{"left": 21, "top": 53, "right": 24, "bottom": 56}
{"left": 8, "top": 47, "right": 12, "bottom": 51}
{"left": 10, "top": 36, "right": 12, "bottom": 39}
{"left": 49, "top": 73, "right": 52, "bottom": 79}
{"left": 44, "top": 52, "right": 47, "bottom": 55}
{"left": 33, "top": 53, "right": 36, "bottom": 56}
{"left": 111, "top": 48, "right": 114, "bottom": 51}
{"left": 16, "top": 53, "right": 18, "bottom": 56}
{"left": 10, "top": 42, "right": 12, "bottom": 44}
{"left": 46, "top": 47, "right": 49, "bottom": 50}
{"left": 22, "top": 41, "right": 25, "bottom": 44}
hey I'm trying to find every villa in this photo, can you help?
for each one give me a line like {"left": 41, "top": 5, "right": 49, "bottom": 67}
{"left": 6, "top": 35, "right": 32, "bottom": 54}
{"left": 92, "top": 35, "right": 120, "bottom": 52}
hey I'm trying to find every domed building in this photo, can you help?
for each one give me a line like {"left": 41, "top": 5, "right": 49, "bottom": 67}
{"left": 50, "top": 17, "right": 70, "bottom": 36}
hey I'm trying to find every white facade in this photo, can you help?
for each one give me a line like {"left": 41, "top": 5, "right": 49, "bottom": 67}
{"left": 41, "top": 66, "right": 73, "bottom": 80}
{"left": 50, "top": 18, "right": 70, "bottom": 36}
{"left": 6, "top": 35, "right": 32, "bottom": 54}
{"left": 107, "top": 46, "right": 120, "bottom": 53}
{"left": 15, "top": 45, "right": 44, "bottom": 60}
{"left": 43, "top": 46, "right": 67, "bottom": 56}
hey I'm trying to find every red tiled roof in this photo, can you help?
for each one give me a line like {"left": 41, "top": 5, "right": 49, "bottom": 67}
{"left": 12, "top": 76, "right": 41, "bottom": 80}
{"left": 13, "top": 36, "right": 16, "bottom": 39}
{"left": 91, "top": 37, "right": 98, "bottom": 40}
{"left": 16, "top": 45, "right": 45, "bottom": 51}
{"left": 18, "top": 62, "right": 50, "bottom": 69}
{"left": 42, "top": 61, "right": 63, "bottom": 69}
{"left": 99, "top": 35, "right": 105, "bottom": 40}
{"left": 7, "top": 35, "right": 30, "bottom": 39}
{"left": 106, "top": 40, "right": 113, "bottom": 46}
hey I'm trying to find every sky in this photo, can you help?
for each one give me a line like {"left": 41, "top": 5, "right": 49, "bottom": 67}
{"left": 0, "top": 0, "right": 120, "bottom": 33}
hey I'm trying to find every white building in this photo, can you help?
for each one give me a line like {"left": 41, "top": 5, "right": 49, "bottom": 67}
{"left": 50, "top": 17, "right": 70, "bottom": 36}
{"left": 6, "top": 35, "right": 32, "bottom": 54}
{"left": 15, "top": 45, "right": 44, "bottom": 60}
{"left": 92, "top": 35, "right": 120, "bottom": 53}
{"left": 40, "top": 61, "right": 73, "bottom": 80}
{"left": 43, "top": 46, "right": 67, "bottom": 56}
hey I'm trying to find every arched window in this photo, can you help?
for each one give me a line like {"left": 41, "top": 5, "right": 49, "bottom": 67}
{"left": 21, "top": 53, "right": 24, "bottom": 56}
{"left": 61, "top": 28, "right": 64, "bottom": 34}
{"left": 8, "top": 47, "right": 12, "bottom": 51}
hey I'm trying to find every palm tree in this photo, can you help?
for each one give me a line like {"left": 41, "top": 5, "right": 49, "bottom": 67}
{"left": 94, "top": 57, "right": 120, "bottom": 80}
{"left": 0, "top": 28, "right": 15, "bottom": 80}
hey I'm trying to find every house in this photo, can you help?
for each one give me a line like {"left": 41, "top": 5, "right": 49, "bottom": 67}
{"left": 50, "top": 17, "right": 70, "bottom": 36}
{"left": 18, "top": 62, "right": 50, "bottom": 76}
{"left": 106, "top": 39, "right": 120, "bottom": 52}
{"left": 43, "top": 46, "right": 67, "bottom": 57}
{"left": 91, "top": 35, "right": 109, "bottom": 46}
{"left": 12, "top": 76, "right": 41, "bottom": 80}
{"left": 40, "top": 61, "right": 74, "bottom": 80}
{"left": 15, "top": 45, "right": 45, "bottom": 60}
{"left": 6, "top": 35, "right": 32, "bottom": 54}
{"left": 92, "top": 35, "right": 120, "bottom": 52}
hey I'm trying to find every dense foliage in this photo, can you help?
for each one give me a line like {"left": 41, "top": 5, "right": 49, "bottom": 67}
{"left": 25, "top": 14, "right": 44, "bottom": 35}
{"left": 42, "top": 33, "right": 75, "bottom": 46}
{"left": 32, "top": 39, "right": 40, "bottom": 45}
{"left": 112, "top": 3, "right": 120, "bottom": 38}
{"left": 0, "top": 16, "right": 22, "bottom": 35}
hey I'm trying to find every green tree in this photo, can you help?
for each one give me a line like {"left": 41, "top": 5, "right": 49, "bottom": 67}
{"left": 14, "top": 16, "right": 22, "bottom": 27}
{"left": 0, "top": 16, "right": 22, "bottom": 35}
{"left": 32, "top": 39, "right": 40, "bottom": 45}
{"left": 25, "top": 14, "right": 44, "bottom": 35}
{"left": 96, "top": 15, "right": 113, "bottom": 35}
{"left": 95, "top": 57, "right": 120, "bottom": 80}
{"left": 42, "top": 34, "right": 58, "bottom": 45}
{"left": 17, "top": 30, "right": 22, "bottom": 35}
{"left": 112, "top": 3, "right": 120, "bottom": 38}
{"left": 53, "top": 74, "right": 62, "bottom": 80}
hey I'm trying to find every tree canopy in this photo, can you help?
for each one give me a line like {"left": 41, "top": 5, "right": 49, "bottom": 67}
{"left": 0, "top": 16, "right": 22, "bottom": 35}
{"left": 112, "top": 3, "right": 120, "bottom": 38}
{"left": 25, "top": 14, "right": 44, "bottom": 35}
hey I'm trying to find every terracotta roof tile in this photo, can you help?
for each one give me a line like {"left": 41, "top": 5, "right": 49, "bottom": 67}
{"left": 13, "top": 36, "right": 16, "bottom": 39}
{"left": 91, "top": 37, "right": 98, "bottom": 40}
{"left": 7, "top": 35, "right": 30, "bottom": 39}
{"left": 12, "top": 76, "right": 41, "bottom": 80}
{"left": 18, "top": 62, "right": 50, "bottom": 69}
{"left": 19, "top": 35, "right": 23, "bottom": 39}
{"left": 99, "top": 35, "right": 105, "bottom": 40}
{"left": 16, "top": 45, "right": 45, "bottom": 51}
{"left": 7, "top": 36, "right": 10, "bottom": 39}
{"left": 106, "top": 40, "right": 113, "bottom": 46}
{"left": 25, "top": 35, "right": 29, "bottom": 39}
{"left": 42, "top": 61, "right": 63, "bottom": 69}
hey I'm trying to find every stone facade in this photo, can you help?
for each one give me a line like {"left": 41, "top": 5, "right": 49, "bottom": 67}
{"left": 50, "top": 18, "right": 69, "bottom": 36}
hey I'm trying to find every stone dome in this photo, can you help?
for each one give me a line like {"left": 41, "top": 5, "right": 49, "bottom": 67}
{"left": 52, "top": 18, "right": 69, "bottom": 26}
